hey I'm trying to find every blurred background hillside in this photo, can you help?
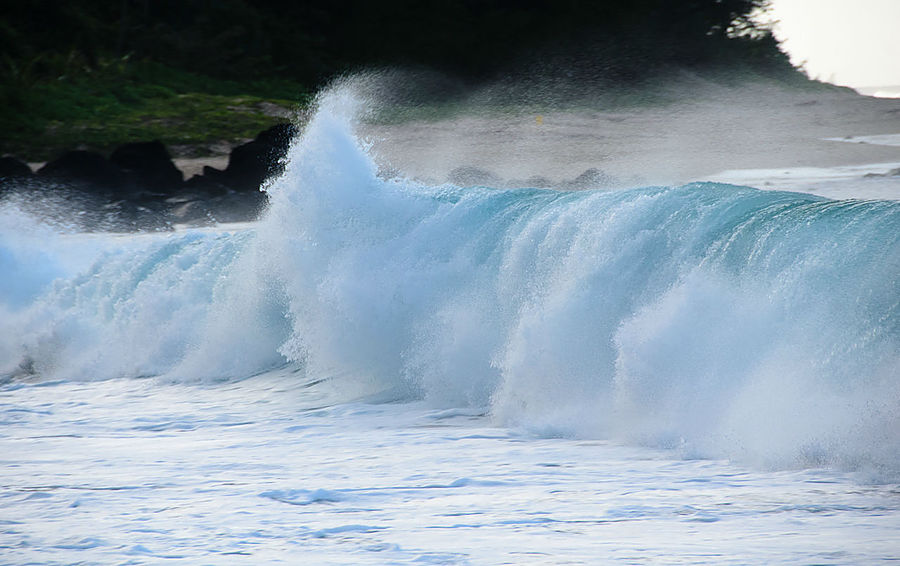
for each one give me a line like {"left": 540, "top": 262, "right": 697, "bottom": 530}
{"left": 1, "top": 0, "right": 794, "bottom": 160}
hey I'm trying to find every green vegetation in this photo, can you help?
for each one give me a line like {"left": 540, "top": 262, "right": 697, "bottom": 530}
{"left": 1, "top": 58, "right": 310, "bottom": 161}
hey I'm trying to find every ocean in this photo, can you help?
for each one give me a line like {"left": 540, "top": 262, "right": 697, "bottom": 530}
{"left": 2, "top": 89, "right": 899, "bottom": 564}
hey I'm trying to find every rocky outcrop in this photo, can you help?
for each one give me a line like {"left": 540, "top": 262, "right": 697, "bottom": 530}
{"left": 110, "top": 141, "right": 184, "bottom": 195}
{"left": 9, "top": 123, "right": 297, "bottom": 229}
{"left": 197, "top": 123, "right": 296, "bottom": 192}
{"left": 0, "top": 156, "right": 32, "bottom": 179}
{"left": 37, "top": 150, "right": 133, "bottom": 196}
{"left": 0, "top": 157, "right": 33, "bottom": 194}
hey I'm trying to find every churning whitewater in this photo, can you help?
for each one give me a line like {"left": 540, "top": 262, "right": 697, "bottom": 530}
{"left": 2, "top": 90, "right": 899, "bottom": 479}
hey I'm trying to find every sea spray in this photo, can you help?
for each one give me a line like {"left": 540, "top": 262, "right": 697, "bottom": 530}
{"left": 261, "top": 87, "right": 900, "bottom": 471}
{"left": 1, "top": 86, "right": 898, "bottom": 474}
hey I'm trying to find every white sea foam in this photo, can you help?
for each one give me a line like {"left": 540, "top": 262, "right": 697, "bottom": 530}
{"left": 5, "top": 377, "right": 898, "bottom": 564}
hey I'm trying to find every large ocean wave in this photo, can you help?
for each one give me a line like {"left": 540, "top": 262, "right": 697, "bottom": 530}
{"left": 2, "top": 88, "right": 898, "bottom": 474}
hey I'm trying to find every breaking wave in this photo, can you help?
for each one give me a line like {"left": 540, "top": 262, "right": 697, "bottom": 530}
{"left": 2, "top": 87, "right": 898, "bottom": 474}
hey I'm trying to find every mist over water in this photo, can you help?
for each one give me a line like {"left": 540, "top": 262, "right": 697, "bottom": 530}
{"left": 2, "top": 83, "right": 899, "bottom": 479}
{"left": 352, "top": 69, "right": 900, "bottom": 197}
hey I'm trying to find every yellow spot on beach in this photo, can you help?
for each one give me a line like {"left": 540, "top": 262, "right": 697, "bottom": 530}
{"left": 535, "top": 115, "right": 543, "bottom": 125}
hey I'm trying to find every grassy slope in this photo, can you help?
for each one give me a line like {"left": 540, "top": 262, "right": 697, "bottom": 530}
{"left": 0, "top": 59, "right": 312, "bottom": 161}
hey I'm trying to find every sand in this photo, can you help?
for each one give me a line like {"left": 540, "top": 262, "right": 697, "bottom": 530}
{"left": 172, "top": 156, "right": 229, "bottom": 179}
{"left": 359, "top": 82, "right": 900, "bottom": 190}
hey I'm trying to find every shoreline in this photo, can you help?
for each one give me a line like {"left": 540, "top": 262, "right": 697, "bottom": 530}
{"left": 362, "top": 83, "right": 900, "bottom": 193}
{"left": 8, "top": 82, "right": 900, "bottom": 219}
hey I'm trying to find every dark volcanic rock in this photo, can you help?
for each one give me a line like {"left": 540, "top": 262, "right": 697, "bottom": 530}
{"left": 215, "top": 123, "right": 296, "bottom": 191}
{"left": 110, "top": 141, "right": 183, "bottom": 195}
{"left": 17, "top": 124, "right": 290, "bottom": 229}
{"left": 257, "top": 122, "right": 296, "bottom": 149}
{"left": 208, "top": 191, "right": 269, "bottom": 223}
{"left": 0, "top": 157, "right": 33, "bottom": 194}
{"left": 37, "top": 150, "right": 132, "bottom": 195}
{"left": 168, "top": 190, "right": 268, "bottom": 225}
{"left": 197, "top": 165, "right": 230, "bottom": 188}
{"left": 0, "top": 156, "right": 33, "bottom": 179}
{"left": 182, "top": 174, "right": 230, "bottom": 197}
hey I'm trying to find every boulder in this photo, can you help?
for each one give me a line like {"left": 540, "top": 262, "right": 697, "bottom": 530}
{"left": 37, "top": 150, "right": 132, "bottom": 195}
{"left": 0, "top": 156, "right": 33, "bottom": 194}
{"left": 206, "top": 191, "right": 269, "bottom": 223}
{"left": 182, "top": 173, "right": 230, "bottom": 197}
{"left": 216, "top": 123, "right": 296, "bottom": 191}
{"left": 110, "top": 141, "right": 183, "bottom": 195}
{"left": 0, "top": 156, "right": 33, "bottom": 179}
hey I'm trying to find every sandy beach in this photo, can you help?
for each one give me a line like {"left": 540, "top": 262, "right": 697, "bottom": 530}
{"left": 359, "top": 82, "right": 900, "bottom": 195}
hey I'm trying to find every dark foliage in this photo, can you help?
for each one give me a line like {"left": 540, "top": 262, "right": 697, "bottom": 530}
{"left": 2, "top": 0, "right": 777, "bottom": 84}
